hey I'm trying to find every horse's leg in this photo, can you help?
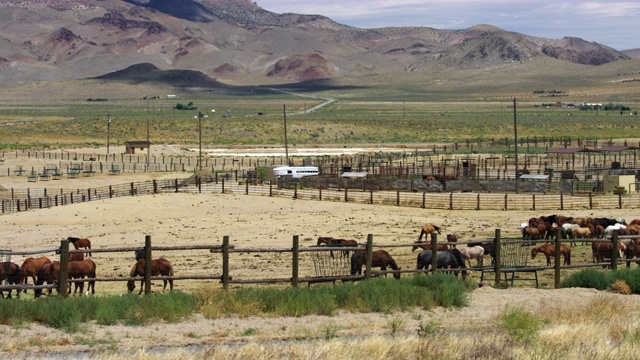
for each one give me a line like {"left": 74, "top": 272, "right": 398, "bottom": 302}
{"left": 138, "top": 280, "right": 144, "bottom": 295}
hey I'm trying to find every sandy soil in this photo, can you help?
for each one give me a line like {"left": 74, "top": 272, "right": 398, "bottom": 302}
{"left": 1, "top": 155, "right": 639, "bottom": 356}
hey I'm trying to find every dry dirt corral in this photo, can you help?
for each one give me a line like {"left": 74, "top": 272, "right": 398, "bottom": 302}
{"left": 1, "top": 169, "right": 640, "bottom": 358}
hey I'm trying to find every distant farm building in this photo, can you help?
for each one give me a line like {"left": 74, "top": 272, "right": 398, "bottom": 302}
{"left": 124, "top": 140, "right": 151, "bottom": 154}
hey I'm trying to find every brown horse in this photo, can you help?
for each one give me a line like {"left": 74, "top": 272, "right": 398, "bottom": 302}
{"left": 531, "top": 244, "right": 571, "bottom": 266}
{"left": 317, "top": 237, "right": 359, "bottom": 258}
{"left": 68, "top": 259, "right": 97, "bottom": 296}
{"left": 127, "top": 258, "right": 174, "bottom": 294}
{"left": 20, "top": 256, "right": 52, "bottom": 294}
{"left": 412, "top": 241, "right": 449, "bottom": 252}
{"left": 446, "top": 234, "right": 458, "bottom": 248}
{"left": 350, "top": 250, "right": 401, "bottom": 279}
{"left": 592, "top": 241, "right": 625, "bottom": 266}
{"left": 34, "top": 262, "right": 60, "bottom": 298}
{"left": 0, "top": 262, "right": 22, "bottom": 299}
{"left": 69, "top": 251, "right": 84, "bottom": 262}
{"left": 67, "top": 237, "right": 92, "bottom": 257}
{"left": 418, "top": 224, "right": 441, "bottom": 241}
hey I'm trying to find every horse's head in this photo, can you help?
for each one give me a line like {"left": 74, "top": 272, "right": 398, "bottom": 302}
{"left": 127, "top": 280, "right": 136, "bottom": 293}
{"left": 434, "top": 225, "right": 441, "bottom": 235}
{"left": 393, "top": 268, "right": 401, "bottom": 279}
{"left": 411, "top": 242, "right": 425, "bottom": 252}
{"left": 135, "top": 250, "right": 145, "bottom": 261}
{"left": 317, "top": 237, "right": 333, "bottom": 246}
{"left": 531, "top": 247, "right": 538, "bottom": 259}
{"left": 67, "top": 237, "right": 80, "bottom": 244}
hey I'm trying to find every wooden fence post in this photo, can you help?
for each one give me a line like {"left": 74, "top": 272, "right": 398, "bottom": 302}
{"left": 449, "top": 192, "right": 453, "bottom": 210}
{"left": 422, "top": 192, "right": 426, "bottom": 208}
{"left": 554, "top": 228, "right": 561, "bottom": 289}
{"left": 292, "top": 235, "right": 299, "bottom": 287}
{"left": 619, "top": 193, "right": 622, "bottom": 209}
{"left": 222, "top": 236, "right": 230, "bottom": 290}
{"left": 174, "top": 179, "right": 179, "bottom": 193}
{"left": 560, "top": 192, "right": 564, "bottom": 211}
{"left": 344, "top": 187, "right": 348, "bottom": 202}
{"left": 319, "top": 188, "right": 322, "bottom": 201}
{"left": 58, "top": 239, "right": 70, "bottom": 298}
{"left": 494, "top": 229, "right": 501, "bottom": 286}
{"left": 365, "top": 234, "right": 373, "bottom": 279}
{"left": 222, "top": 178, "right": 225, "bottom": 193}
{"left": 476, "top": 193, "right": 480, "bottom": 210}
{"left": 245, "top": 179, "right": 249, "bottom": 194}
{"left": 294, "top": 183, "right": 298, "bottom": 199}
{"left": 144, "top": 235, "right": 152, "bottom": 295}
{"left": 130, "top": 182, "right": 135, "bottom": 196}
{"left": 589, "top": 192, "right": 593, "bottom": 209}
{"left": 198, "top": 176, "right": 202, "bottom": 193}
{"left": 532, "top": 194, "right": 536, "bottom": 211}
{"left": 269, "top": 181, "right": 273, "bottom": 196}
{"left": 611, "top": 231, "right": 619, "bottom": 271}
{"left": 430, "top": 233, "right": 438, "bottom": 274}
{"left": 153, "top": 180, "right": 158, "bottom": 193}
{"left": 370, "top": 189, "right": 373, "bottom": 204}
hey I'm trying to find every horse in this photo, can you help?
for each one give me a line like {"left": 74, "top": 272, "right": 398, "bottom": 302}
{"left": 0, "top": 262, "right": 21, "bottom": 299}
{"left": 127, "top": 258, "right": 174, "bottom": 294}
{"left": 530, "top": 244, "right": 571, "bottom": 266}
{"left": 446, "top": 234, "right": 458, "bottom": 248}
{"left": 592, "top": 241, "right": 625, "bottom": 266}
{"left": 20, "top": 256, "right": 52, "bottom": 294}
{"left": 411, "top": 241, "right": 449, "bottom": 252}
{"left": 350, "top": 250, "right": 401, "bottom": 279}
{"left": 457, "top": 245, "right": 485, "bottom": 267}
{"left": 624, "top": 240, "right": 640, "bottom": 268}
{"left": 67, "top": 237, "right": 92, "bottom": 257}
{"left": 416, "top": 249, "right": 467, "bottom": 278}
{"left": 571, "top": 227, "right": 593, "bottom": 245}
{"left": 417, "top": 224, "right": 441, "bottom": 241}
{"left": 317, "top": 237, "right": 358, "bottom": 258}
{"left": 135, "top": 249, "right": 146, "bottom": 261}
{"left": 68, "top": 259, "right": 97, "bottom": 296}
{"left": 34, "top": 262, "right": 60, "bottom": 298}
{"left": 69, "top": 251, "right": 84, "bottom": 262}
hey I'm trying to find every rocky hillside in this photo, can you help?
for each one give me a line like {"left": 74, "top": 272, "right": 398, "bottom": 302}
{"left": 0, "top": 0, "right": 633, "bottom": 88}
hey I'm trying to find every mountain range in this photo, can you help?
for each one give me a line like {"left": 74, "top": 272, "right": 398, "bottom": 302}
{"left": 0, "top": 0, "right": 638, "bottom": 96}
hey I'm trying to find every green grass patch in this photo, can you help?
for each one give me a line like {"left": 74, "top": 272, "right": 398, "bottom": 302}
{"left": 195, "top": 274, "right": 469, "bottom": 318}
{"left": 499, "top": 307, "right": 543, "bottom": 341}
{"left": 562, "top": 267, "right": 640, "bottom": 293}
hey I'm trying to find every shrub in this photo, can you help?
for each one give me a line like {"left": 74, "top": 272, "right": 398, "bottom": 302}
{"left": 561, "top": 268, "right": 610, "bottom": 290}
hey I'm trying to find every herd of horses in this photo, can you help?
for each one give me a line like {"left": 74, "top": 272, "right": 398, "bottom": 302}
{"left": 0, "top": 236, "right": 174, "bottom": 299}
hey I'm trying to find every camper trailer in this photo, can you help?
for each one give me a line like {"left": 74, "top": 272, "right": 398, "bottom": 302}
{"left": 263, "top": 166, "right": 319, "bottom": 180}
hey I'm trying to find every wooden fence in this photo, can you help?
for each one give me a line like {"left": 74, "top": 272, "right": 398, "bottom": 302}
{"left": 2, "top": 178, "right": 640, "bottom": 215}
{"left": 0, "top": 230, "right": 636, "bottom": 297}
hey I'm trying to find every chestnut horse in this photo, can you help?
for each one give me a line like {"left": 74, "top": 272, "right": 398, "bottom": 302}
{"left": 67, "top": 237, "right": 92, "bottom": 257}
{"left": 127, "top": 258, "right": 174, "bottom": 294}
{"left": 350, "top": 250, "right": 401, "bottom": 279}
{"left": 418, "top": 224, "right": 441, "bottom": 241}
{"left": 0, "top": 262, "right": 22, "bottom": 299}
{"left": 411, "top": 242, "right": 449, "bottom": 252}
{"left": 531, "top": 244, "right": 571, "bottom": 266}
{"left": 68, "top": 259, "right": 97, "bottom": 296}
{"left": 20, "top": 256, "right": 52, "bottom": 294}
{"left": 317, "top": 237, "right": 358, "bottom": 258}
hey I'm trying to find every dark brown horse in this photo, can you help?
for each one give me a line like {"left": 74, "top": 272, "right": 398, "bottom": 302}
{"left": 69, "top": 251, "right": 84, "bottom": 262}
{"left": 35, "top": 262, "right": 60, "bottom": 298}
{"left": 68, "top": 259, "right": 97, "bottom": 296}
{"left": 592, "top": 241, "right": 625, "bottom": 266}
{"left": 0, "top": 262, "right": 21, "bottom": 299}
{"left": 446, "top": 234, "right": 458, "bottom": 248}
{"left": 20, "top": 256, "right": 52, "bottom": 294}
{"left": 127, "top": 258, "right": 174, "bottom": 294}
{"left": 417, "top": 224, "right": 441, "bottom": 241}
{"left": 531, "top": 244, "right": 571, "bottom": 266}
{"left": 67, "top": 237, "right": 92, "bottom": 257}
{"left": 350, "top": 250, "right": 401, "bottom": 279}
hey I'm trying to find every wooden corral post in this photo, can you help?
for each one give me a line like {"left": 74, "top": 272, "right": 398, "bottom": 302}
{"left": 396, "top": 191, "right": 400, "bottom": 206}
{"left": 494, "top": 229, "right": 502, "bottom": 286}
{"left": 144, "top": 235, "right": 152, "bottom": 295}
{"left": 560, "top": 192, "right": 564, "bottom": 211}
{"left": 365, "top": 234, "right": 373, "bottom": 280}
{"left": 245, "top": 179, "right": 249, "bottom": 194}
{"left": 222, "top": 236, "right": 230, "bottom": 290}
{"left": 87, "top": 188, "right": 91, "bottom": 201}
{"left": 554, "top": 228, "right": 561, "bottom": 289}
{"left": 58, "top": 239, "right": 70, "bottom": 298}
{"left": 618, "top": 193, "right": 622, "bottom": 209}
{"left": 422, "top": 192, "right": 426, "bottom": 208}
{"left": 222, "top": 178, "right": 225, "bottom": 193}
{"left": 174, "top": 179, "right": 179, "bottom": 193}
{"left": 130, "top": 182, "right": 135, "bottom": 196}
{"left": 370, "top": 189, "right": 373, "bottom": 204}
{"left": 319, "top": 188, "right": 322, "bottom": 201}
{"left": 611, "top": 231, "right": 619, "bottom": 271}
{"left": 109, "top": 185, "right": 113, "bottom": 199}
{"left": 589, "top": 193, "right": 593, "bottom": 209}
{"left": 476, "top": 193, "right": 480, "bottom": 210}
{"left": 504, "top": 194, "right": 508, "bottom": 211}
{"left": 430, "top": 233, "right": 438, "bottom": 274}
{"left": 294, "top": 183, "right": 298, "bottom": 199}
{"left": 532, "top": 194, "right": 536, "bottom": 211}
{"left": 269, "top": 181, "right": 273, "bottom": 196}
{"left": 292, "top": 235, "right": 299, "bottom": 287}
{"left": 198, "top": 176, "right": 202, "bottom": 193}
{"left": 449, "top": 192, "right": 453, "bottom": 210}
{"left": 344, "top": 187, "right": 348, "bottom": 202}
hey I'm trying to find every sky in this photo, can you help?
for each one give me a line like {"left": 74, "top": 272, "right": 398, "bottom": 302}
{"left": 255, "top": 1, "right": 639, "bottom": 51}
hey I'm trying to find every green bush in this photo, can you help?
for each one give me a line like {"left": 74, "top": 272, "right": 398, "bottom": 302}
{"left": 561, "top": 268, "right": 610, "bottom": 290}
{"left": 500, "top": 307, "right": 542, "bottom": 341}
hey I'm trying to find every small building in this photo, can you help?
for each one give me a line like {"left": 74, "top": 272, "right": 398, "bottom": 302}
{"left": 124, "top": 140, "right": 151, "bottom": 155}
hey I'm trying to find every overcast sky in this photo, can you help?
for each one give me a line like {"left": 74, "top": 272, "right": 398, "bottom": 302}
{"left": 255, "top": 1, "right": 639, "bottom": 51}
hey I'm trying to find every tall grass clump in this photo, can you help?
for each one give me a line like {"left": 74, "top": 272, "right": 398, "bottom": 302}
{"left": 561, "top": 268, "right": 610, "bottom": 290}
{"left": 0, "top": 292, "right": 196, "bottom": 332}
{"left": 195, "top": 274, "right": 469, "bottom": 318}
{"left": 499, "top": 307, "right": 543, "bottom": 341}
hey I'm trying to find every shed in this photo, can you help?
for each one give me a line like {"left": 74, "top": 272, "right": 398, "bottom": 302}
{"left": 546, "top": 147, "right": 598, "bottom": 168}
{"left": 124, "top": 140, "right": 151, "bottom": 155}
{"left": 597, "top": 145, "right": 640, "bottom": 169}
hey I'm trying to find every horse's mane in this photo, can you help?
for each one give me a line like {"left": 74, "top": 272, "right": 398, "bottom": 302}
{"left": 67, "top": 237, "right": 80, "bottom": 242}
{"left": 129, "top": 262, "right": 139, "bottom": 277}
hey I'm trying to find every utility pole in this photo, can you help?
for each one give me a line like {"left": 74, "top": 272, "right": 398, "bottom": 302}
{"left": 198, "top": 111, "right": 203, "bottom": 170}
{"left": 106, "top": 114, "right": 111, "bottom": 155}
{"left": 513, "top": 97, "right": 519, "bottom": 193}
{"left": 146, "top": 98, "right": 150, "bottom": 165}
{"left": 283, "top": 104, "right": 289, "bottom": 165}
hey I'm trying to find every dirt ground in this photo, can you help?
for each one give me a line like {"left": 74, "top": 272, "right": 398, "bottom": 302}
{"left": 1, "top": 151, "right": 639, "bottom": 356}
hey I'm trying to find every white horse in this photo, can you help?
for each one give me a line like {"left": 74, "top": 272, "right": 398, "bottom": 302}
{"left": 604, "top": 223, "right": 626, "bottom": 239}
{"left": 458, "top": 245, "right": 485, "bottom": 267}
